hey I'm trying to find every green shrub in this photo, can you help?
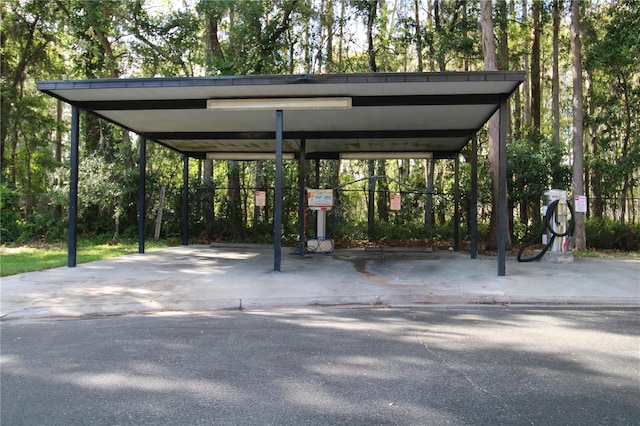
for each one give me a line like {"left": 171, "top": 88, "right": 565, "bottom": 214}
{"left": 0, "top": 182, "right": 20, "bottom": 243}
{"left": 585, "top": 218, "right": 640, "bottom": 251}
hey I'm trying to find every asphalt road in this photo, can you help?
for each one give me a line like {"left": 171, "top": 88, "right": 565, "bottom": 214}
{"left": 2, "top": 306, "right": 639, "bottom": 425}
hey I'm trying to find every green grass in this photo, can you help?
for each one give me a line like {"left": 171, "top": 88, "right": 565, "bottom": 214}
{"left": 573, "top": 249, "right": 640, "bottom": 259}
{"left": 0, "top": 239, "right": 171, "bottom": 277}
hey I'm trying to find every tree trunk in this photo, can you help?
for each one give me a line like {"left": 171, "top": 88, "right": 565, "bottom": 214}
{"left": 436, "top": 164, "right": 445, "bottom": 225}
{"left": 376, "top": 160, "right": 389, "bottom": 223}
{"left": 434, "top": 0, "right": 446, "bottom": 71}
{"left": 586, "top": 71, "right": 602, "bottom": 218}
{"left": 426, "top": 0, "right": 435, "bottom": 71}
{"left": 497, "top": 0, "right": 512, "bottom": 240}
{"left": 424, "top": 158, "right": 435, "bottom": 235}
{"left": 337, "top": 0, "right": 345, "bottom": 69}
{"left": 304, "top": 12, "right": 312, "bottom": 73}
{"left": 54, "top": 99, "right": 64, "bottom": 219}
{"left": 497, "top": 0, "right": 509, "bottom": 70}
{"left": 368, "top": 160, "right": 375, "bottom": 239}
{"left": 618, "top": 73, "right": 632, "bottom": 226}
{"left": 398, "top": 159, "right": 409, "bottom": 182}
{"left": 511, "top": 0, "right": 522, "bottom": 139}
{"left": 522, "top": 0, "right": 531, "bottom": 127}
{"left": 203, "top": 12, "right": 225, "bottom": 236}
{"left": 253, "top": 160, "right": 262, "bottom": 230}
{"left": 552, "top": 0, "right": 561, "bottom": 147}
{"left": 154, "top": 186, "right": 166, "bottom": 241}
{"left": 414, "top": 0, "right": 423, "bottom": 72}
{"left": 570, "top": 0, "right": 586, "bottom": 250}
{"left": 482, "top": 0, "right": 511, "bottom": 250}
{"left": 531, "top": 0, "right": 542, "bottom": 130}
{"left": 204, "top": 159, "right": 214, "bottom": 238}
{"left": 325, "top": 0, "right": 334, "bottom": 72}
{"left": 366, "top": 0, "right": 378, "bottom": 72}
{"left": 316, "top": 0, "right": 325, "bottom": 71}
{"left": 205, "top": 12, "right": 225, "bottom": 74}
{"left": 228, "top": 160, "right": 243, "bottom": 239}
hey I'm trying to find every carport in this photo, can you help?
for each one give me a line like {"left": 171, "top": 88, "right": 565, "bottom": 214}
{"left": 37, "top": 71, "right": 524, "bottom": 276}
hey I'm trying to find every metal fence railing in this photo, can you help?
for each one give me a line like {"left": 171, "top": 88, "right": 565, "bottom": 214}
{"left": 5, "top": 189, "right": 639, "bottom": 244}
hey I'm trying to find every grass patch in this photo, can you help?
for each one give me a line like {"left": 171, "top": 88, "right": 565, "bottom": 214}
{"left": 573, "top": 249, "right": 640, "bottom": 259}
{"left": 0, "top": 239, "right": 171, "bottom": 277}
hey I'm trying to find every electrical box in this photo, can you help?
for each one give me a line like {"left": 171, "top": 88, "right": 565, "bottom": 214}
{"left": 541, "top": 189, "right": 568, "bottom": 252}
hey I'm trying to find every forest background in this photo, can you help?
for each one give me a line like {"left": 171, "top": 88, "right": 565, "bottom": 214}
{"left": 1, "top": 0, "right": 638, "bottom": 253}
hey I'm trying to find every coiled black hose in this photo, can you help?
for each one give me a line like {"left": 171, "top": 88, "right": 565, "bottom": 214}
{"left": 517, "top": 199, "right": 576, "bottom": 262}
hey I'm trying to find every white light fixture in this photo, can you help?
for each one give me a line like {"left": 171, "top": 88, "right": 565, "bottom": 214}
{"left": 340, "top": 152, "right": 433, "bottom": 160}
{"left": 206, "top": 152, "right": 296, "bottom": 160}
{"left": 207, "top": 97, "right": 352, "bottom": 111}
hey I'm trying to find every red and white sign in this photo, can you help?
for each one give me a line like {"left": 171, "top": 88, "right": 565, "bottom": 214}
{"left": 307, "top": 189, "right": 333, "bottom": 207}
{"left": 574, "top": 195, "right": 587, "bottom": 213}
{"left": 255, "top": 191, "right": 266, "bottom": 207}
{"left": 390, "top": 193, "right": 401, "bottom": 211}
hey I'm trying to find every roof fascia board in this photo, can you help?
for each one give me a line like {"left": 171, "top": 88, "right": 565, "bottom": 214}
{"left": 36, "top": 71, "right": 525, "bottom": 92}
{"left": 352, "top": 94, "right": 505, "bottom": 107}
{"left": 144, "top": 129, "right": 476, "bottom": 140}
{"left": 65, "top": 94, "right": 506, "bottom": 111}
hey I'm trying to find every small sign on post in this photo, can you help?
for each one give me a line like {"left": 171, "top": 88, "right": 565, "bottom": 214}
{"left": 390, "top": 193, "right": 401, "bottom": 211}
{"left": 255, "top": 190, "right": 266, "bottom": 207}
{"left": 574, "top": 195, "right": 587, "bottom": 213}
{"left": 307, "top": 189, "right": 333, "bottom": 208}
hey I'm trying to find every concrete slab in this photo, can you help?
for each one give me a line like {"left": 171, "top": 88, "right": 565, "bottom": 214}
{"left": 1, "top": 244, "right": 638, "bottom": 320}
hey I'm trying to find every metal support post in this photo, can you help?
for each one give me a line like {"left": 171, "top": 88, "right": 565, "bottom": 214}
{"left": 274, "top": 110, "right": 284, "bottom": 271}
{"left": 454, "top": 154, "right": 460, "bottom": 251}
{"left": 498, "top": 99, "right": 508, "bottom": 276}
{"left": 367, "top": 160, "right": 375, "bottom": 239}
{"left": 68, "top": 106, "right": 80, "bottom": 267}
{"left": 470, "top": 134, "right": 478, "bottom": 259}
{"left": 138, "top": 136, "right": 146, "bottom": 254}
{"left": 181, "top": 154, "right": 189, "bottom": 246}
{"left": 298, "top": 139, "right": 306, "bottom": 257}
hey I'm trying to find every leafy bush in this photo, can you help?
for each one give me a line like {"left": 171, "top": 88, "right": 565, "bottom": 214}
{"left": 0, "top": 182, "right": 20, "bottom": 243}
{"left": 585, "top": 218, "right": 640, "bottom": 251}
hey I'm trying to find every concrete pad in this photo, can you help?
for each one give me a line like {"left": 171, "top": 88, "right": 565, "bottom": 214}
{"left": 1, "top": 245, "right": 638, "bottom": 320}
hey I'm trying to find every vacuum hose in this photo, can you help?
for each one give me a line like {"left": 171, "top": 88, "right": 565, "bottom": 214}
{"left": 517, "top": 199, "right": 575, "bottom": 262}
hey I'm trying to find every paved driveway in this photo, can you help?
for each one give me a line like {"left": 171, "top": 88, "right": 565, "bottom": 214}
{"left": 2, "top": 306, "right": 638, "bottom": 425}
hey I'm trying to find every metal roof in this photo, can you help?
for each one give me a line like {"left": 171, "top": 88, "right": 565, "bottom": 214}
{"left": 38, "top": 71, "right": 525, "bottom": 160}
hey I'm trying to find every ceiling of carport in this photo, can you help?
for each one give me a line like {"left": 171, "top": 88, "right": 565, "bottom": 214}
{"left": 37, "top": 71, "right": 525, "bottom": 160}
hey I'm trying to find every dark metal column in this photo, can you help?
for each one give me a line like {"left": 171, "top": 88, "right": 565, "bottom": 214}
{"left": 367, "top": 160, "right": 375, "bottom": 239}
{"left": 498, "top": 100, "right": 508, "bottom": 276}
{"left": 470, "top": 134, "right": 478, "bottom": 259}
{"left": 181, "top": 154, "right": 189, "bottom": 246}
{"left": 454, "top": 154, "right": 460, "bottom": 251}
{"left": 138, "top": 136, "right": 146, "bottom": 254}
{"left": 68, "top": 106, "right": 80, "bottom": 267}
{"left": 274, "top": 110, "right": 284, "bottom": 271}
{"left": 297, "top": 139, "right": 306, "bottom": 257}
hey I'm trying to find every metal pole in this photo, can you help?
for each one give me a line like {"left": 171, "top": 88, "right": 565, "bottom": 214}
{"left": 367, "top": 160, "right": 375, "bottom": 239}
{"left": 274, "top": 110, "right": 284, "bottom": 271}
{"left": 454, "top": 154, "right": 460, "bottom": 251}
{"left": 298, "top": 139, "right": 306, "bottom": 257}
{"left": 68, "top": 106, "right": 79, "bottom": 267}
{"left": 181, "top": 154, "right": 189, "bottom": 246}
{"left": 138, "top": 136, "right": 146, "bottom": 254}
{"left": 498, "top": 99, "right": 508, "bottom": 276}
{"left": 470, "top": 134, "right": 478, "bottom": 259}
